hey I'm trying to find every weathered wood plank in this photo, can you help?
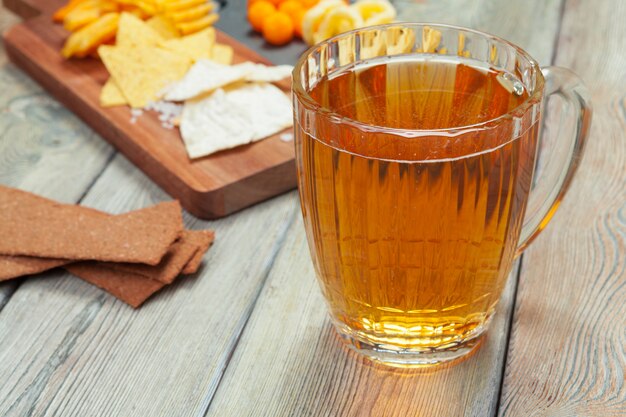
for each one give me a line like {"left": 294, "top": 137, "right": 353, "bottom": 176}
{"left": 0, "top": 153, "right": 299, "bottom": 417}
{"left": 0, "top": 7, "right": 114, "bottom": 311}
{"left": 206, "top": 219, "right": 520, "bottom": 417}
{"left": 499, "top": 0, "right": 626, "bottom": 415}
{"left": 395, "top": 0, "right": 562, "bottom": 64}
{"left": 204, "top": 1, "right": 565, "bottom": 416}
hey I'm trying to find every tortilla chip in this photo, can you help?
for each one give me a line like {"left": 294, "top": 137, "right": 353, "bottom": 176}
{"left": 116, "top": 12, "right": 163, "bottom": 48}
{"left": 99, "top": 44, "right": 191, "bottom": 108}
{"left": 211, "top": 43, "right": 233, "bottom": 65}
{"left": 100, "top": 78, "right": 128, "bottom": 107}
{"left": 146, "top": 15, "right": 180, "bottom": 39}
{"left": 158, "top": 27, "right": 215, "bottom": 62}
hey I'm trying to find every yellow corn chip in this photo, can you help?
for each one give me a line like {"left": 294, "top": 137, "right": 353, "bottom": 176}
{"left": 152, "top": 0, "right": 166, "bottom": 9}
{"left": 176, "top": 13, "right": 218, "bottom": 35}
{"left": 158, "top": 27, "right": 215, "bottom": 62}
{"left": 116, "top": 12, "right": 163, "bottom": 48}
{"left": 167, "top": 3, "right": 213, "bottom": 23}
{"left": 61, "top": 12, "right": 119, "bottom": 58}
{"left": 146, "top": 15, "right": 180, "bottom": 39}
{"left": 163, "top": 0, "right": 207, "bottom": 13}
{"left": 211, "top": 43, "right": 233, "bottom": 65}
{"left": 100, "top": 78, "right": 128, "bottom": 107}
{"left": 99, "top": 44, "right": 191, "bottom": 108}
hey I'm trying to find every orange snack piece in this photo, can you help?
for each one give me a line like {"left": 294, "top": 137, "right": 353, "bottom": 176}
{"left": 53, "top": 0, "right": 89, "bottom": 22}
{"left": 292, "top": 7, "right": 305, "bottom": 37}
{"left": 262, "top": 11, "right": 294, "bottom": 45}
{"left": 279, "top": 0, "right": 303, "bottom": 18}
{"left": 297, "top": 0, "right": 319, "bottom": 9}
{"left": 248, "top": 1, "right": 276, "bottom": 32}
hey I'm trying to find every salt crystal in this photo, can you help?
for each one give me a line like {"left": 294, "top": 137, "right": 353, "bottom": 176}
{"left": 143, "top": 100, "right": 183, "bottom": 130}
{"left": 280, "top": 133, "right": 294, "bottom": 142}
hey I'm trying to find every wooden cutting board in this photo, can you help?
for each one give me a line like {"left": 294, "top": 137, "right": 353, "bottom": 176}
{"left": 2, "top": 0, "right": 297, "bottom": 219}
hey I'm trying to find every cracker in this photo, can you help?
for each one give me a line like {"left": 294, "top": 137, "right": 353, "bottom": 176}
{"left": 180, "top": 83, "right": 292, "bottom": 158}
{"left": 0, "top": 186, "right": 183, "bottom": 265}
{"left": 162, "top": 60, "right": 253, "bottom": 102}
{"left": 182, "top": 230, "right": 215, "bottom": 274}
{"left": 0, "top": 255, "right": 69, "bottom": 281}
{"left": 0, "top": 229, "right": 214, "bottom": 282}
{"left": 106, "top": 230, "right": 207, "bottom": 283}
{"left": 66, "top": 263, "right": 166, "bottom": 308}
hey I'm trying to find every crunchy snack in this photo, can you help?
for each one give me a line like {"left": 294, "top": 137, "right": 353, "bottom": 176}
{"left": 176, "top": 13, "right": 219, "bottom": 35}
{"left": 146, "top": 14, "right": 180, "bottom": 39}
{"left": 162, "top": 60, "right": 293, "bottom": 101}
{"left": 106, "top": 230, "right": 210, "bottom": 283}
{"left": 182, "top": 230, "right": 215, "bottom": 274}
{"left": 99, "top": 44, "right": 191, "bottom": 107}
{"left": 116, "top": 12, "right": 163, "bottom": 48}
{"left": 210, "top": 43, "right": 233, "bottom": 65}
{"left": 63, "top": 0, "right": 119, "bottom": 31}
{"left": 0, "top": 256, "right": 69, "bottom": 282}
{"left": 180, "top": 82, "right": 292, "bottom": 158}
{"left": 67, "top": 263, "right": 168, "bottom": 308}
{"left": 0, "top": 186, "right": 183, "bottom": 264}
{"left": 158, "top": 27, "right": 215, "bottom": 62}
{"left": 61, "top": 12, "right": 120, "bottom": 58}
{"left": 166, "top": 2, "right": 214, "bottom": 23}
{"left": 55, "top": 0, "right": 221, "bottom": 60}
{"left": 100, "top": 77, "right": 128, "bottom": 107}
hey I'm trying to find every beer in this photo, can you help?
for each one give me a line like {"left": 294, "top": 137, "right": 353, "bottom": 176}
{"left": 295, "top": 56, "right": 539, "bottom": 351}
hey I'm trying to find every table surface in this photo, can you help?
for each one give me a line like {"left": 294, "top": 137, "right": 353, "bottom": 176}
{"left": 0, "top": 0, "right": 624, "bottom": 416}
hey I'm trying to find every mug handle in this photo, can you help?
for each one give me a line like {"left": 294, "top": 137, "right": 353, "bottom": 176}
{"left": 516, "top": 66, "right": 593, "bottom": 255}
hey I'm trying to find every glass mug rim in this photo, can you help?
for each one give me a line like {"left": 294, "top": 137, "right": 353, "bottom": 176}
{"left": 292, "top": 22, "right": 545, "bottom": 163}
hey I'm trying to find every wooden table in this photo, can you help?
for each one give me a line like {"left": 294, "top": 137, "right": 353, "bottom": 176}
{"left": 0, "top": 0, "right": 624, "bottom": 415}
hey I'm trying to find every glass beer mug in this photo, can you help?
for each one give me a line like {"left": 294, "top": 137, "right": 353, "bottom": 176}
{"left": 292, "top": 23, "right": 591, "bottom": 366}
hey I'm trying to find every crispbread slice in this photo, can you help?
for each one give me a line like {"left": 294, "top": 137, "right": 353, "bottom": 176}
{"left": 0, "top": 255, "right": 69, "bottom": 281}
{"left": 182, "top": 230, "right": 215, "bottom": 274}
{"left": 105, "top": 230, "right": 206, "bottom": 283}
{"left": 0, "top": 186, "right": 183, "bottom": 265}
{"left": 66, "top": 263, "right": 167, "bottom": 308}
{"left": 0, "top": 229, "right": 215, "bottom": 282}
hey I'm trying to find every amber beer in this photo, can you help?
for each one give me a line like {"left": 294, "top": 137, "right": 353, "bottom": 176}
{"left": 297, "top": 57, "right": 538, "bottom": 354}
{"left": 294, "top": 24, "right": 591, "bottom": 366}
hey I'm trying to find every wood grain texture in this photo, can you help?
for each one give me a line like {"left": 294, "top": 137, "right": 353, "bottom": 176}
{"left": 499, "top": 0, "right": 626, "bottom": 415}
{"left": 1, "top": 0, "right": 44, "bottom": 19}
{"left": 0, "top": 153, "right": 299, "bottom": 417}
{"left": 0, "top": 7, "right": 114, "bottom": 311}
{"left": 204, "top": 1, "right": 565, "bottom": 416}
{"left": 395, "top": 0, "right": 563, "bottom": 64}
{"left": 206, "top": 219, "right": 520, "bottom": 417}
{"left": 3, "top": 0, "right": 297, "bottom": 220}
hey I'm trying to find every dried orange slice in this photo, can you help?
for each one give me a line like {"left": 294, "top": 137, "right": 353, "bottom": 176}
{"left": 313, "top": 5, "right": 362, "bottom": 44}
{"left": 301, "top": 0, "right": 343, "bottom": 45}
{"left": 351, "top": 0, "right": 395, "bottom": 25}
